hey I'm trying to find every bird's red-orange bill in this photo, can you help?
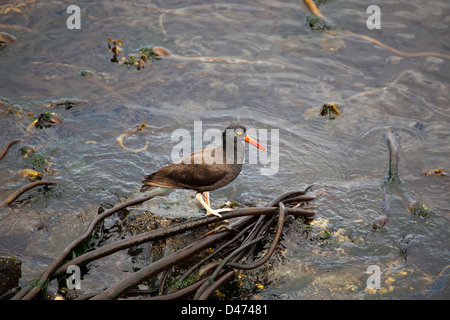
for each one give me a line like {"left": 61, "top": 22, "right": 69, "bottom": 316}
{"left": 244, "top": 135, "right": 266, "bottom": 152}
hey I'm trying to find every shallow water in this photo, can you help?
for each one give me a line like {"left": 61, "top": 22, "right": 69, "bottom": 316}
{"left": 0, "top": 0, "right": 449, "bottom": 299}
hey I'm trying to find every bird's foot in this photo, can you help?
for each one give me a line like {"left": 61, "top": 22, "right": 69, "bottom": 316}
{"left": 206, "top": 208, "right": 231, "bottom": 218}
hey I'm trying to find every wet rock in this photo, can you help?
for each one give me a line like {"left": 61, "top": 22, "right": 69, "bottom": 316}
{"left": 0, "top": 256, "right": 21, "bottom": 296}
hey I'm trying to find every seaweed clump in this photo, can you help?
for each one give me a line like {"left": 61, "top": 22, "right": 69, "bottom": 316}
{"left": 307, "top": 14, "right": 333, "bottom": 31}
{"left": 35, "top": 112, "right": 63, "bottom": 129}
{"left": 320, "top": 103, "right": 342, "bottom": 119}
{"left": 108, "top": 38, "right": 162, "bottom": 70}
{"left": 408, "top": 202, "right": 435, "bottom": 219}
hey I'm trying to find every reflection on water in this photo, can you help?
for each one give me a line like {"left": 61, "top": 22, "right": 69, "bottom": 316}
{"left": 0, "top": 0, "right": 449, "bottom": 299}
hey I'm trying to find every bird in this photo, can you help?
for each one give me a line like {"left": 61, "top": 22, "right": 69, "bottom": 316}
{"left": 140, "top": 123, "right": 266, "bottom": 217}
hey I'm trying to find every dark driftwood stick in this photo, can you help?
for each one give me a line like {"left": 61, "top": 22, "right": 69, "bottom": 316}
{"left": 175, "top": 189, "right": 315, "bottom": 300}
{"left": 90, "top": 216, "right": 256, "bottom": 300}
{"left": 90, "top": 190, "right": 311, "bottom": 300}
{"left": 144, "top": 269, "right": 234, "bottom": 300}
{"left": 194, "top": 235, "right": 268, "bottom": 299}
{"left": 52, "top": 206, "right": 312, "bottom": 278}
{"left": 144, "top": 277, "right": 207, "bottom": 300}
{"left": 178, "top": 222, "right": 256, "bottom": 282}
{"left": 177, "top": 189, "right": 314, "bottom": 286}
{"left": 14, "top": 188, "right": 314, "bottom": 300}
{"left": 194, "top": 218, "right": 274, "bottom": 279}
{"left": 282, "top": 195, "right": 315, "bottom": 204}
{"left": 197, "top": 269, "right": 236, "bottom": 300}
{"left": 0, "top": 139, "right": 21, "bottom": 160}
{"left": 0, "top": 181, "right": 57, "bottom": 207}
{"left": 226, "top": 202, "right": 286, "bottom": 270}
{"left": 195, "top": 202, "right": 287, "bottom": 300}
{"left": 12, "top": 192, "right": 169, "bottom": 300}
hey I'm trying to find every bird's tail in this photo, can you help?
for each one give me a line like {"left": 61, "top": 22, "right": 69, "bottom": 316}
{"left": 140, "top": 182, "right": 157, "bottom": 192}
{"left": 140, "top": 170, "right": 173, "bottom": 192}
{"left": 140, "top": 174, "right": 158, "bottom": 192}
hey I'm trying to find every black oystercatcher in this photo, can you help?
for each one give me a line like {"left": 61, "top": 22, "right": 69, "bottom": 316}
{"left": 141, "top": 123, "right": 266, "bottom": 217}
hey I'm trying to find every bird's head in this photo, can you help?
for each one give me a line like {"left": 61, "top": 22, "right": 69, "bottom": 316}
{"left": 223, "top": 123, "right": 266, "bottom": 151}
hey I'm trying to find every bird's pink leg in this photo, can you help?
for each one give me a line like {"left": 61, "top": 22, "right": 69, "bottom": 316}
{"left": 203, "top": 191, "right": 211, "bottom": 207}
{"left": 195, "top": 193, "right": 231, "bottom": 217}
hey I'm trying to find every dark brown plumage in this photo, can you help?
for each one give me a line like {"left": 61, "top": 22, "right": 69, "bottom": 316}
{"left": 140, "top": 123, "right": 265, "bottom": 216}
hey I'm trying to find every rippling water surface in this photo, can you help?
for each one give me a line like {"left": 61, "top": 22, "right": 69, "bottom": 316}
{"left": 0, "top": 0, "right": 449, "bottom": 299}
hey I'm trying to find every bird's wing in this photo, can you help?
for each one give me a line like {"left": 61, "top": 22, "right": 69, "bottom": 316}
{"left": 142, "top": 162, "right": 230, "bottom": 190}
{"left": 142, "top": 145, "right": 233, "bottom": 191}
{"left": 166, "top": 163, "right": 230, "bottom": 189}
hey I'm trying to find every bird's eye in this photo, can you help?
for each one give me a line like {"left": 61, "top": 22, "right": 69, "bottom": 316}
{"left": 236, "top": 130, "right": 243, "bottom": 135}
